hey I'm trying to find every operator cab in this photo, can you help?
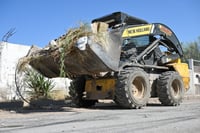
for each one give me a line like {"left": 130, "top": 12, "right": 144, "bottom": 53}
{"left": 92, "top": 12, "right": 183, "bottom": 66}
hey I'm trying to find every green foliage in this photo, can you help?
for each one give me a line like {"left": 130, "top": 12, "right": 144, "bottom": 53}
{"left": 24, "top": 69, "right": 55, "bottom": 100}
{"left": 182, "top": 37, "right": 200, "bottom": 62}
{"left": 59, "top": 47, "right": 66, "bottom": 77}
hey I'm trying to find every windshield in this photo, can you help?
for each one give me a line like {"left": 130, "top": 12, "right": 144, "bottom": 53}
{"left": 123, "top": 36, "right": 150, "bottom": 47}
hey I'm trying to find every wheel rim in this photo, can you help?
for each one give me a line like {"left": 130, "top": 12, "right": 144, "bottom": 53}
{"left": 131, "top": 77, "right": 145, "bottom": 100}
{"left": 171, "top": 79, "right": 180, "bottom": 98}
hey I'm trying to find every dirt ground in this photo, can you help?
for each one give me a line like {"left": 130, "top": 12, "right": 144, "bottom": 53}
{"left": 0, "top": 97, "right": 200, "bottom": 133}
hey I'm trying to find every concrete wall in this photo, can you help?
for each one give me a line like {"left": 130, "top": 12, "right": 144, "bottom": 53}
{"left": 187, "top": 59, "right": 200, "bottom": 95}
{"left": 186, "top": 70, "right": 195, "bottom": 95}
{"left": 0, "top": 42, "right": 71, "bottom": 101}
{"left": 50, "top": 78, "right": 71, "bottom": 100}
{"left": 0, "top": 42, "right": 31, "bottom": 101}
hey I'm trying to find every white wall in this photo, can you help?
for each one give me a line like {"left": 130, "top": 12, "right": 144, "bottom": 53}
{"left": 0, "top": 42, "right": 31, "bottom": 101}
{"left": 187, "top": 70, "right": 195, "bottom": 95}
{"left": 187, "top": 59, "right": 200, "bottom": 95}
{"left": 0, "top": 42, "right": 71, "bottom": 101}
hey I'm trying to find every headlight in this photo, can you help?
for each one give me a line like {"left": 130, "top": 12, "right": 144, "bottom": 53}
{"left": 76, "top": 36, "right": 88, "bottom": 50}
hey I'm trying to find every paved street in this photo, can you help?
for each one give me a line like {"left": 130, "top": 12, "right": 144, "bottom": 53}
{"left": 0, "top": 99, "right": 200, "bottom": 133}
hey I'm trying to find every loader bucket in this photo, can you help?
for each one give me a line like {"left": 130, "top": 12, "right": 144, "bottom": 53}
{"left": 28, "top": 27, "right": 121, "bottom": 78}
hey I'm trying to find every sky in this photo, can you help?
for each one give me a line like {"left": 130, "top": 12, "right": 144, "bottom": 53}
{"left": 0, "top": 0, "right": 200, "bottom": 47}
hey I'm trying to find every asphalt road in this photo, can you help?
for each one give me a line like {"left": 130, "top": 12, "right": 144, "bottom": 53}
{"left": 0, "top": 99, "right": 200, "bottom": 133}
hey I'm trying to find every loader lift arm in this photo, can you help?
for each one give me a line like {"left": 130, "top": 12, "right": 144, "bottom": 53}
{"left": 152, "top": 23, "right": 183, "bottom": 57}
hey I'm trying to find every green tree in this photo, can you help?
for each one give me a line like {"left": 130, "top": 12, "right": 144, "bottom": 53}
{"left": 182, "top": 37, "right": 200, "bottom": 62}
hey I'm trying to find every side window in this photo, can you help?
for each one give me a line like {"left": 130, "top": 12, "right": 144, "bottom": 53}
{"left": 135, "top": 36, "right": 150, "bottom": 47}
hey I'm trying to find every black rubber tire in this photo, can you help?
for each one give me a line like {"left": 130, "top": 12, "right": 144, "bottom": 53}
{"left": 114, "top": 68, "right": 151, "bottom": 109}
{"left": 69, "top": 77, "right": 97, "bottom": 107}
{"left": 157, "top": 71, "right": 185, "bottom": 106}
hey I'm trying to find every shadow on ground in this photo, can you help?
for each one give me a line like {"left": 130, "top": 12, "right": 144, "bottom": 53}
{"left": 0, "top": 99, "right": 168, "bottom": 113}
{"left": 0, "top": 100, "right": 75, "bottom": 113}
{"left": 0, "top": 100, "right": 23, "bottom": 110}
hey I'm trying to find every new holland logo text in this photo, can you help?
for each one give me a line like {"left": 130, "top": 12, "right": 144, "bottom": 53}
{"left": 122, "top": 24, "right": 152, "bottom": 37}
{"left": 128, "top": 27, "right": 150, "bottom": 34}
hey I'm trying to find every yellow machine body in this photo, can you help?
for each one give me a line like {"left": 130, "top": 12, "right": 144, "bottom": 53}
{"left": 167, "top": 59, "right": 190, "bottom": 91}
{"left": 85, "top": 78, "right": 116, "bottom": 100}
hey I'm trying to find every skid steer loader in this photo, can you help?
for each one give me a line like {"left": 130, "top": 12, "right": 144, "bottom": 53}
{"left": 26, "top": 12, "right": 190, "bottom": 109}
